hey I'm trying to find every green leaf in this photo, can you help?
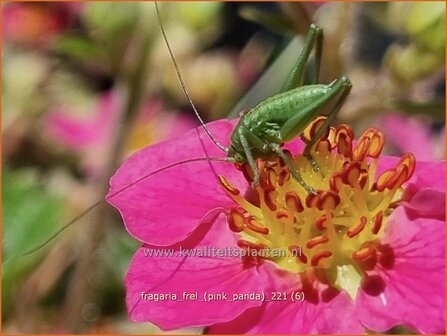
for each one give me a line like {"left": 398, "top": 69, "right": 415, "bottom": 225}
{"left": 229, "top": 36, "right": 303, "bottom": 117}
{"left": 239, "top": 6, "right": 294, "bottom": 34}
{"left": 394, "top": 99, "right": 445, "bottom": 121}
{"left": 2, "top": 168, "right": 64, "bottom": 312}
{"left": 53, "top": 35, "right": 103, "bottom": 61}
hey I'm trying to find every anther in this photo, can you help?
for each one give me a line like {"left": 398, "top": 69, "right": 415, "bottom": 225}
{"left": 315, "top": 215, "right": 327, "bottom": 230}
{"left": 228, "top": 209, "right": 246, "bottom": 232}
{"left": 316, "top": 191, "right": 340, "bottom": 211}
{"left": 329, "top": 173, "right": 343, "bottom": 192}
{"left": 341, "top": 162, "right": 363, "bottom": 188}
{"left": 375, "top": 169, "right": 396, "bottom": 192}
{"left": 316, "top": 139, "right": 331, "bottom": 153}
{"left": 285, "top": 192, "right": 304, "bottom": 212}
{"left": 263, "top": 167, "right": 277, "bottom": 190}
{"left": 288, "top": 246, "right": 307, "bottom": 263}
{"left": 276, "top": 212, "right": 289, "bottom": 220}
{"left": 311, "top": 251, "right": 333, "bottom": 267}
{"left": 278, "top": 167, "right": 290, "bottom": 186}
{"left": 336, "top": 132, "right": 352, "bottom": 157}
{"left": 327, "top": 126, "right": 337, "bottom": 149}
{"left": 347, "top": 216, "right": 368, "bottom": 238}
{"left": 263, "top": 189, "right": 277, "bottom": 211}
{"left": 362, "top": 129, "right": 384, "bottom": 158}
{"left": 237, "top": 240, "right": 266, "bottom": 251}
{"left": 372, "top": 211, "right": 383, "bottom": 234}
{"left": 288, "top": 245, "right": 303, "bottom": 256}
{"left": 239, "top": 162, "right": 255, "bottom": 183}
{"left": 353, "top": 136, "right": 371, "bottom": 162}
{"left": 306, "top": 235, "right": 329, "bottom": 249}
{"left": 399, "top": 153, "right": 416, "bottom": 179}
{"left": 335, "top": 124, "right": 354, "bottom": 141}
{"left": 218, "top": 175, "right": 240, "bottom": 195}
{"left": 352, "top": 246, "right": 376, "bottom": 261}
{"left": 246, "top": 218, "right": 269, "bottom": 234}
{"left": 305, "top": 192, "right": 319, "bottom": 208}
{"left": 301, "top": 116, "right": 327, "bottom": 143}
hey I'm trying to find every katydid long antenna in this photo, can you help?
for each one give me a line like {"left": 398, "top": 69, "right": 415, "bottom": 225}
{"left": 154, "top": 2, "right": 228, "bottom": 153}
{"left": 22, "top": 156, "right": 232, "bottom": 256}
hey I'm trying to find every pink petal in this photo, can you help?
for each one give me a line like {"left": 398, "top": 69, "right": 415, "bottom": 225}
{"left": 402, "top": 161, "right": 445, "bottom": 220}
{"left": 107, "top": 119, "right": 248, "bottom": 246}
{"left": 375, "top": 157, "right": 440, "bottom": 185}
{"left": 210, "top": 288, "right": 362, "bottom": 334}
{"left": 375, "top": 157, "right": 445, "bottom": 220}
{"left": 402, "top": 188, "right": 445, "bottom": 220}
{"left": 356, "top": 207, "right": 445, "bottom": 334}
{"left": 125, "top": 214, "right": 284, "bottom": 330}
{"left": 406, "top": 161, "right": 445, "bottom": 193}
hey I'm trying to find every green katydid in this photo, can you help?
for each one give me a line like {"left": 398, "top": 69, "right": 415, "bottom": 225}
{"left": 24, "top": 4, "right": 352, "bottom": 255}
{"left": 155, "top": 3, "right": 352, "bottom": 194}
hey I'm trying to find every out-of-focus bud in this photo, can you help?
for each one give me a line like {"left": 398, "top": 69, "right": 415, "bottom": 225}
{"left": 384, "top": 2, "right": 445, "bottom": 84}
{"left": 2, "top": 52, "right": 50, "bottom": 127}
{"left": 405, "top": 2, "right": 445, "bottom": 55}
{"left": 83, "top": 2, "right": 140, "bottom": 37}
{"left": 384, "top": 44, "right": 442, "bottom": 84}
{"left": 177, "top": 2, "right": 223, "bottom": 34}
{"left": 184, "top": 53, "right": 241, "bottom": 119}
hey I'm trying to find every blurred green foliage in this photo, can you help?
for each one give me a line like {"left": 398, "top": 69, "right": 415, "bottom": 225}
{"left": 2, "top": 168, "right": 64, "bottom": 312}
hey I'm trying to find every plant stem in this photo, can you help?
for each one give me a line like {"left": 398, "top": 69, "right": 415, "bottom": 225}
{"left": 59, "top": 31, "right": 152, "bottom": 333}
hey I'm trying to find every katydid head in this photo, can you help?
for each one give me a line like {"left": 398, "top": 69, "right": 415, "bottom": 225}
{"left": 228, "top": 145, "right": 245, "bottom": 163}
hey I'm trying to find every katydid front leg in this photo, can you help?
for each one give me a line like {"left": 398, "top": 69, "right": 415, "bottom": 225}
{"left": 270, "top": 144, "right": 316, "bottom": 195}
{"left": 237, "top": 128, "right": 261, "bottom": 189}
{"left": 238, "top": 126, "right": 270, "bottom": 188}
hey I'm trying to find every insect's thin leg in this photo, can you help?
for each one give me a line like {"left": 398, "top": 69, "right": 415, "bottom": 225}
{"left": 270, "top": 144, "right": 316, "bottom": 195}
{"left": 304, "top": 82, "right": 352, "bottom": 172}
{"left": 279, "top": 77, "right": 352, "bottom": 143}
{"left": 237, "top": 129, "right": 261, "bottom": 189}
{"left": 281, "top": 24, "right": 323, "bottom": 92}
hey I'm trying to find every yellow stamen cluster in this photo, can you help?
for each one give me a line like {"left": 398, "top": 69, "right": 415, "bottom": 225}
{"left": 219, "top": 117, "right": 415, "bottom": 293}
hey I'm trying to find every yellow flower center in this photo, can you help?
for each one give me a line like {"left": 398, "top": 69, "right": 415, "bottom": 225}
{"left": 219, "top": 117, "right": 415, "bottom": 297}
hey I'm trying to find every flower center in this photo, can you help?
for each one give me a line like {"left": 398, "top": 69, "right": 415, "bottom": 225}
{"left": 219, "top": 117, "right": 415, "bottom": 295}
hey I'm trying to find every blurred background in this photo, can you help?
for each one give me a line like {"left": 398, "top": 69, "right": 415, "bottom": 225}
{"left": 2, "top": 1, "right": 445, "bottom": 334}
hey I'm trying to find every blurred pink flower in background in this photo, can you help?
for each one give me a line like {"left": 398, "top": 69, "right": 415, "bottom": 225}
{"left": 46, "top": 91, "right": 120, "bottom": 151}
{"left": 381, "top": 113, "right": 445, "bottom": 161}
{"left": 107, "top": 118, "right": 445, "bottom": 334}
{"left": 45, "top": 90, "right": 196, "bottom": 175}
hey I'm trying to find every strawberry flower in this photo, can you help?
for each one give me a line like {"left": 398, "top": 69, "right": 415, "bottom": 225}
{"left": 107, "top": 118, "right": 445, "bottom": 334}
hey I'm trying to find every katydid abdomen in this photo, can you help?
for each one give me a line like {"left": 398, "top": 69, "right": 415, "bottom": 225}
{"left": 232, "top": 84, "right": 331, "bottom": 149}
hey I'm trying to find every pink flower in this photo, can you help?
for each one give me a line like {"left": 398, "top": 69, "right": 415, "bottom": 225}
{"left": 107, "top": 118, "right": 445, "bottom": 334}
{"left": 381, "top": 113, "right": 445, "bottom": 161}
{"left": 45, "top": 91, "right": 196, "bottom": 175}
{"left": 46, "top": 91, "right": 121, "bottom": 151}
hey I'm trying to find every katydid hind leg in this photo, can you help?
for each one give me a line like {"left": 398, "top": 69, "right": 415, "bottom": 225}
{"left": 281, "top": 23, "right": 323, "bottom": 92}
{"left": 279, "top": 76, "right": 351, "bottom": 143}
{"left": 303, "top": 78, "right": 352, "bottom": 172}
